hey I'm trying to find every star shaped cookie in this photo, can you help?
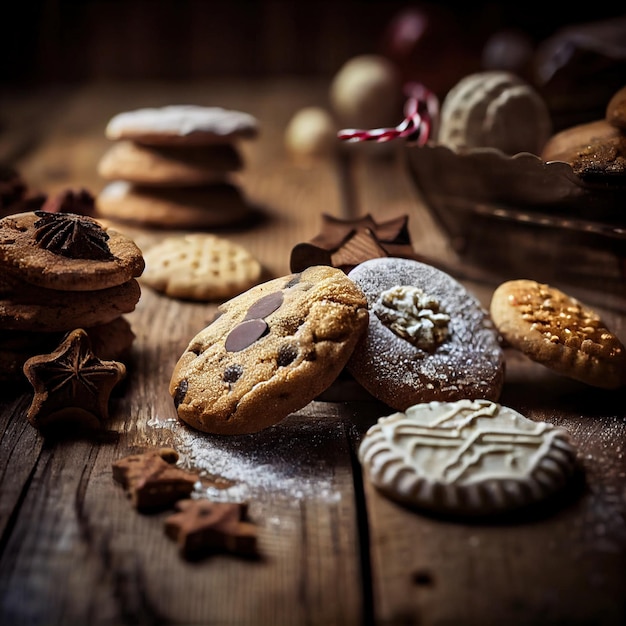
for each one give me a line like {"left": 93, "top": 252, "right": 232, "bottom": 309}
{"left": 23, "top": 328, "right": 126, "bottom": 431}
{"left": 112, "top": 448, "right": 199, "bottom": 512}
{"left": 165, "top": 499, "right": 257, "bottom": 560}
{"left": 290, "top": 213, "right": 419, "bottom": 273}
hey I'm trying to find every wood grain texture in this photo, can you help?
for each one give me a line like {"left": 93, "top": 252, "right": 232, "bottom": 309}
{"left": 0, "top": 79, "right": 625, "bottom": 626}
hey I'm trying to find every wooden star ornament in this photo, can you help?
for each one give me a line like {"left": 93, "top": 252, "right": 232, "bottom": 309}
{"left": 23, "top": 328, "right": 126, "bottom": 431}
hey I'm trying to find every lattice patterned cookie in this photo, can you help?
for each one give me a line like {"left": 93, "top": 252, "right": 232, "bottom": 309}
{"left": 358, "top": 399, "right": 578, "bottom": 516}
{"left": 141, "top": 233, "right": 262, "bottom": 301}
{"left": 490, "top": 279, "right": 626, "bottom": 389}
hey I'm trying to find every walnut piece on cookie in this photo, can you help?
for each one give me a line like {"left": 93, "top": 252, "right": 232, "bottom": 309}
{"left": 359, "top": 399, "right": 579, "bottom": 516}
{"left": 165, "top": 499, "right": 257, "bottom": 560}
{"left": 169, "top": 265, "right": 369, "bottom": 435}
{"left": 346, "top": 258, "right": 505, "bottom": 411}
{"left": 23, "top": 329, "right": 126, "bottom": 432}
{"left": 490, "top": 279, "right": 626, "bottom": 389}
{"left": 141, "top": 233, "right": 262, "bottom": 301}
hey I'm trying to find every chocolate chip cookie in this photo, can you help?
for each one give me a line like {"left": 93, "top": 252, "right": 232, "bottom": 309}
{"left": 169, "top": 265, "right": 369, "bottom": 434}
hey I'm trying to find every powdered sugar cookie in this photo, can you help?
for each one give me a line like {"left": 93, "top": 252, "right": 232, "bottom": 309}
{"left": 490, "top": 279, "right": 626, "bottom": 389}
{"left": 141, "top": 233, "right": 262, "bottom": 301}
{"left": 346, "top": 258, "right": 504, "bottom": 410}
{"left": 105, "top": 105, "right": 259, "bottom": 146}
{"left": 97, "top": 140, "right": 243, "bottom": 186}
{"left": 359, "top": 399, "right": 578, "bottom": 516}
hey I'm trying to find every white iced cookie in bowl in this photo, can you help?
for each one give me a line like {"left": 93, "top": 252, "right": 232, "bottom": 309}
{"left": 358, "top": 399, "right": 578, "bottom": 517}
{"left": 437, "top": 70, "right": 552, "bottom": 155}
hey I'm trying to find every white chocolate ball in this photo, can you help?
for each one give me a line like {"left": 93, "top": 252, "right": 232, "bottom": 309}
{"left": 330, "top": 54, "right": 403, "bottom": 129}
{"left": 285, "top": 107, "right": 337, "bottom": 157}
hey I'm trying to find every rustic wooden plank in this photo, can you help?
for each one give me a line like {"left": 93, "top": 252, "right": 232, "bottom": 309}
{"left": 0, "top": 80, "right": 367, "bottom": 625}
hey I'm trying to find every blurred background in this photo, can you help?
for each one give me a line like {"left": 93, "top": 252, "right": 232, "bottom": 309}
{"left": 2, "top": 1, "right": 624, "bottom": 85}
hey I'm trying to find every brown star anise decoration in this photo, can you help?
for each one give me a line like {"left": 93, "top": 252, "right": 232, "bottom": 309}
{"left": 290, "top": 213, "right": 421, "bottom": 273}
{"left": 23, "top": 328, "right": 126, "bottom": 432}
{"left": 165, "top": 499, "right": 257, "bottom": 560}
{"left": 33, "top": 210, "right": 114, "bottom": 260}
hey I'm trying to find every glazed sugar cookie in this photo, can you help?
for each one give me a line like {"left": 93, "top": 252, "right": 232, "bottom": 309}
{"left": 359, "top": 399, "right": 578, "bottom": 516}
{"left": 169, "top": 265, "right": 369, "bottom": 434}
{"left": 105, "top": 105, "right": 259, "bottom": 146}
{"left": 490, "top": 279, "right": 626, "bottom": 389}
{"left": 346, "top": 258, "right": 504, "bottom": 410}
{"left": 0, "top": 211, "right": 144, "bottom": 291}
{"left": 96, "top": 181, "right": 253, "bottom": 229}
{"left": 97, "top": 140, "right": 243, "bottom": 186}
{"left": 141, "top": 233, "right": 262, "bottom": 301}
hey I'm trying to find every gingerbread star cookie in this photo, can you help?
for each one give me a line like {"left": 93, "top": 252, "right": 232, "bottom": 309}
{"left": 112, "top": 448, "right": 199, "bottom": 512}
{"left": 23, "top": 328, "right": 126, "bottom": 431}
{"left": 290, "top": 213, "right": 418, "bottom": 273}
{"left": 165, "top": 499, "right": 257, "bottom": 560}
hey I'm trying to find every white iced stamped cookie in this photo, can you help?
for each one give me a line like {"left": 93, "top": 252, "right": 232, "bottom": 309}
{"left": 437, "top": 70, "right": 552, "bottom": 155}
{"left": 105, "top": 105, "right": 259, "bottom": 146}
{"left": 359, "top": 399, "right": 578, "bottom": 516}
{"left": 141, "top": 233, "right": 262, "bottom": 301}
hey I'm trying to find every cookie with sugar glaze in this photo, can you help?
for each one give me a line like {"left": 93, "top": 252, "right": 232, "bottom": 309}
{"left": 105, "top": 105, "right": 259, "bottom": 146}
{"left": 169, "top": 265, "right": 369, "bottom": 435}
{"left": 490, "top": 279, "right": 626, "bottom": 389}
{"left": 346, "top": 257, "right": 504, "bottom": 410}
{"left": 358, "top": 399, "right": 578, "bottom": 516}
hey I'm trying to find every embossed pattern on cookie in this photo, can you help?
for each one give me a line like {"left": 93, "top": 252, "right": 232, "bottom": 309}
{"left": 359, "top": 399, "right": 578, "bottom": 516}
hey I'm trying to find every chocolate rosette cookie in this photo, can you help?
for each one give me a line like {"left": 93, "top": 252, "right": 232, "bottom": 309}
{"left": 169, "top": 265, "right": 369, "bottom": 435}
{"left": 346, "top": 257, "right": 504, "bottom": 410}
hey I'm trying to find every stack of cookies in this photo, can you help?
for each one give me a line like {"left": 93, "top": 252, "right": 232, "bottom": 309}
{"left": 96, "top": 105, "right": 260, "bottom": 230}
{"left": 0, "top": 211, "right": 145, "bottom": 383}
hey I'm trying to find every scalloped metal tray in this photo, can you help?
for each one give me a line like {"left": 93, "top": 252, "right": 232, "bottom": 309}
{"left": 405, "top": 143, "right": 625, "bottom": 301}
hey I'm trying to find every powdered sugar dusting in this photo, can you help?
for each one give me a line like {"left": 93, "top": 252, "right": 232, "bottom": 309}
{"left": 347, "top": 258, "right": 504, "bottom": 409}
{"left": 147, "top": 406, "right": 347, "bottom": 505}
{"left": 106, "top": 105, "right": 258, "bottom": 139}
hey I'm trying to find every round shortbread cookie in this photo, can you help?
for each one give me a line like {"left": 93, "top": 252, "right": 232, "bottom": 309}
{"left": 490, "top": 279, "right": 626, "bottom": 389}
{"left": 0, "top": 211, "right": 144, "bottom": 291}
{"left": 169, "top": 265, "right": 369, "bottom": 435}
{"left": 346, "top": 258, "right": 505, "bottom": 410}
{"left": 0, "top": 278, "right": 140, "bottom": 332}
{"left": 141, "top": 233, "right": 262, "bottom": 301}
{"left": 96, "top": 181, "right": 254, "bottom": 229}
{"left": 437, "top": 70, "right": 552, "bottom": 155}
{"left": 359, "top": 399, "right": 578, "bottom": 516}
{"left": 105, "top": 105, "right": 259, "bottom": 146}
{"left": 97, "top": 140, "right": 243, "bottom": 186}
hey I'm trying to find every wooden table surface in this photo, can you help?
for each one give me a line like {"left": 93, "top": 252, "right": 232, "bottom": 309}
{"left": 1, "top": 78, "right": 625, "bottom": 626}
